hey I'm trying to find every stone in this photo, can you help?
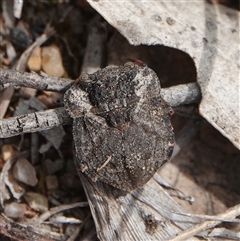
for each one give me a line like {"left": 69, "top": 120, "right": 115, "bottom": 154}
{"left": 13, "top": 158, "right": 38, "bottom": 186}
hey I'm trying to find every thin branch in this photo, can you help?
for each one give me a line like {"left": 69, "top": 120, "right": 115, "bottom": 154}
{"left": 0, "top": 69, "right": 73, "bottom": 92}
{"left": 0, "top": 68, "right": 201, "bottom": 106}
{"left": 208, "top": 227, "right": 240, "bottom": 240}
{"left": 0, "top": 81, "right": 201, "bottom": 139}
{"left": 174, "top": 211, "right": 240, "bottom": 223}
{"left": 32, "top": 202, "right": 89, "bottom": 226}
{"left": 0, "top": 107, "right": 72, "bottom": 138}
{"left": 167, "top": 203, "right": 240, "bottom": 241}
{"left": 0, "top": 214, "right": 56, "bottom": 241}
{"left": 161, "top": 82, "right": 201, "bottom": 107}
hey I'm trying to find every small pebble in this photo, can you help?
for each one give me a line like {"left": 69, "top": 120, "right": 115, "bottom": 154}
{"left": 2, "top": 144, "right": 15, "bottom": 161}
{"left": 4, "top": 202, "right": 27, "bottom": 219}
{"left": 13, "top": 158, "right": 38, "bottom": 186}
{"left": 24, "top": 192, "right": 49, "bottom": 213}
{"left": 46, "top": 175, "right": 59, "bottom": 190}
{"left": 59, "top": 173, "right": 81, "bottom": 189}
{"left": 44, "top": 158, "right": 64, "bottom": 175}
{"left": 39, "top": 142, "right": 52, "bottom": 154}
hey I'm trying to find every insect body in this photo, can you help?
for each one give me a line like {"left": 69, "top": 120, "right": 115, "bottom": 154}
{"left": 64, "top": 62, "right": 175, "bottom": 191}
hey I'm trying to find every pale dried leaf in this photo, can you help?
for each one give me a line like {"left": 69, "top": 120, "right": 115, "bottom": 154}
{"left": 87, "top": 0, "right": 240, "bottom": 149}
{"left": 24, "top": 192, "right": 49, "bottom": 213}
{"left": 27, "top": 47, "right": 42, "bottom": 71}
{"left": 41, "top": 45, "right": 65, "bottom": 77}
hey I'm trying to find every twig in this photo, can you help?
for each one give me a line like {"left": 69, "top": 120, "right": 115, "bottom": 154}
{"left": 67, "top": 213, "right": 92, "bottom": 241}
{"left": 208, "top": 227, "right": 240, "bottom": 240}
{"left": 174, "top": 211, "right": 240, "bottom": 223}
{"left": 167, "top": 203, "right": 240, "bottom": 241}
{"left": 154, "top": 174, "right": 195, "bottom": 205}
{"left": 0, "top": 68, "right": 201, "bottom": 106}
{"left": 0, "top": 82, "right": 201, "bottom": 139}
{"left": 0, "top": 84, "right": 201, "bottom": 139}
{"left": 0, "top": 69, "right": 73, "bottom": 92}
{"left": 32, "top": 202, "right": 89, "bottom": 226}
{"left": 161, "top": 82, "right": 201, "bottom": 107}
{"left": 0, "top": 214, "right": 56, "bottom": 241}
{"left": 0, "top": 107, "right": 72, "bottom": 138}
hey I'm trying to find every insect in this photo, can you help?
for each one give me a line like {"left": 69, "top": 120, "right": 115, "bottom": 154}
{"left": 63, "top": 62, "right": 175, "bottom": 191}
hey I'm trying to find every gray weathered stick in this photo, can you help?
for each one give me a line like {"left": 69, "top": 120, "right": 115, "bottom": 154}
{"left": 161, "top": 83, "right": 201, "bottom": 107}
{"left": 0, "top": 68, "right": 201, "bottom": 105}
{"left": 0, "top": 82, "right": 201, "bottom": 138}
{"left": 0, "top": 69, "right": 73, "bottom": 92}
{"left": 0, "top": 82, "right": 201, "bottom": 139}
{"left": 0, "top": 107, "right": 72, "bottom": 138}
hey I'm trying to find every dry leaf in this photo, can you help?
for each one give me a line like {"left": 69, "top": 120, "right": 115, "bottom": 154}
{"left": 41, "top": 45, "right": 65, "bottom": 77}
{"left": 27, "top": 46, "right": 42, "bottom": 71}
{"left": 87, "top": 1, "right": 240, "bottom": 149}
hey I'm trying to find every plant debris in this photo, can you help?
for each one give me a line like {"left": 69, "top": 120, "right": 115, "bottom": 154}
{"left": 0, "top": 1, "right": 239, "bottom": 241}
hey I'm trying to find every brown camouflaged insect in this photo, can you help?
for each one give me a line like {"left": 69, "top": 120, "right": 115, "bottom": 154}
{"left": 63, "top": 62, "right": 175, "bottom": 191}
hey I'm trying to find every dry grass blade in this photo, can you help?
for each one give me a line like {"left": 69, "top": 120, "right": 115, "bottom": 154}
{"left": 208, "top": 227, "right": 240, "bottom": 240}
{"left": 175, "top": 212, "right": 240, "bottom": 223}
{"left": 32, "top": 202, "right": 89, "bottom": 226}
{"left": 166, "top": 204, "right": 240, "bottom": 241}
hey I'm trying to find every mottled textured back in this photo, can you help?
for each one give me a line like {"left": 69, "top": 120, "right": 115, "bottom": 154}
{"left": 64, "top": 63, "right": 175, "bottom": 191}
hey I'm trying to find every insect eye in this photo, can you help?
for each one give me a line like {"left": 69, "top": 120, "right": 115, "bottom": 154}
{"left": 124, "top": 62, "right": 135, "bottom": 68}
{"left": 80, "top": 73, "right": 90, "bottom": 82}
